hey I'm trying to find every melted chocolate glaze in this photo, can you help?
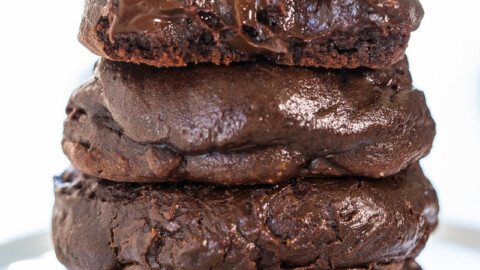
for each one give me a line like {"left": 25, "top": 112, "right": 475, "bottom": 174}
{"left": 52, "top": 164, "right": 437, "bottom": 269}
{"left": 62, "top": 58, "right": 435, "bottom": 185}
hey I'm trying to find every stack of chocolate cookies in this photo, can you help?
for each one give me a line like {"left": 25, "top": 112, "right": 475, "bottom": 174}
{"left": 53, "top": 0, "right": 439, "bottom": 269}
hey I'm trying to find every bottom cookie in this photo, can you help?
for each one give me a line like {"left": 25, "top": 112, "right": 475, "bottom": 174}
{"left": 52, "top": 164, "right": 438, "bottom": 270}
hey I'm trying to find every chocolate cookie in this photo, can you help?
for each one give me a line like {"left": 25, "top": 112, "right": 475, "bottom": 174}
{"left": 63, "top": 57, "right": 435, "bottom": 185}
{"left": 79, "top": 0, "right": 423, "bottom": 69}
{"left": 52, "top": 163, "right": 438, "bottom": 270}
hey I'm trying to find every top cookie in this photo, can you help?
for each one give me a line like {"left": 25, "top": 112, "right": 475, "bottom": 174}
{"left": 79, "top": 0, "right": 424, "bottom": 68}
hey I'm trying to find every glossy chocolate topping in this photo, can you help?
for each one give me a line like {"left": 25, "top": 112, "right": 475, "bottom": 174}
{"left": 52, "top": 164, "right": 437, "bottom": 269}
{"left": 63, "top": 57, "right": 435, "bottom": 185}
{"left": 79, "top": 0, "right": 423, "bottom": 68}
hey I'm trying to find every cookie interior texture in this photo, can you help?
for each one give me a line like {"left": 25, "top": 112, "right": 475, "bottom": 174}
{"left": 63, "top": 57, "right": 435, "bottom": 185}
{"left": 52, "top": 163, "right": 437, "bottom": 270}
{"left": 79, "top": 0, "right": 423, "bottom": 68}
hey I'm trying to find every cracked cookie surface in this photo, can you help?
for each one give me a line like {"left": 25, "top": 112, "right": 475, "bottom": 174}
{"left": 52, "top": 163, "right": 437, "bottom": 269}
{"left": 63, "top": 58, "right": 435, "bottom": 185}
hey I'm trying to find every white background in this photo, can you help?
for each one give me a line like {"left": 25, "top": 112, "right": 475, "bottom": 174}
{"left": 0, "top": 0, "right": 479, "bottom": 268}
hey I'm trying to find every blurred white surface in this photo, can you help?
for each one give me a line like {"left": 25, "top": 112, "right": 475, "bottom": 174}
{"left": 0, "top": 0, "right": 479, "bottom": 268}
{"left": 0, "top": 1, "right": 97, "bottom": 244}
{"left": 6, "top": 252, "right": 64, "bottom": 270}
{"left": 407, "top": 0, "right": 480, "bottom": 231}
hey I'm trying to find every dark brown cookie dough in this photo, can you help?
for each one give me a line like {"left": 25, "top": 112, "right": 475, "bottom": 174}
{"left": 63, "top": 57, "right": 435, "bottom": 185}
{"left": 79, "top": 0, "right": 423, "bottom": 69}
{"left": 52, "top": 163, "right": 438, "bottom": 270}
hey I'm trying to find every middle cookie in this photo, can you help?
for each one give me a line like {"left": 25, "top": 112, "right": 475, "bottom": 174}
{"left": 63, "top": 58, "right": 435, "bottom": 185}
